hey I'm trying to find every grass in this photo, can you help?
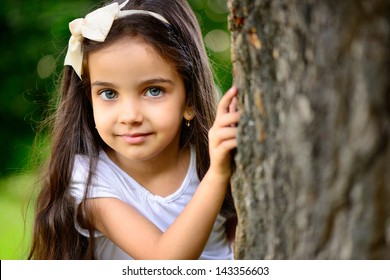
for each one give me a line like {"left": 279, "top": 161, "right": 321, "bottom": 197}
{"left": 0, "top": 172, "right": 37, "bottom": 259}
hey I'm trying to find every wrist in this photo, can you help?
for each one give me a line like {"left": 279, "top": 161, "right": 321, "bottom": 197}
{"left": 206, "top": 165, "right": 232, "bottom": 185}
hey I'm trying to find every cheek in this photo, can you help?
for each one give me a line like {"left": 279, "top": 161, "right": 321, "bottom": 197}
{"left": 92, "top": 103, "right": 113, "bottom": 132}
{"left": 150, "top": 103, "right": 185, "bottom": 129}
{"left": 93, "top": 114, "right": 106, "bottom": 137}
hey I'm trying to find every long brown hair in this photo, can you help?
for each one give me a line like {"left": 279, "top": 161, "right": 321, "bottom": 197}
{"left": 29, "top": 0, "right": 236, "bottom": 259}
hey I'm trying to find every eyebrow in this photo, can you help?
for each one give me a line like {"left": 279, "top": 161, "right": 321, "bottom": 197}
{"left": 91, "top": 78, "right": 174, "bottom": 88}
{"left": 91, "top": 81, "right": 115, "bottom": 88}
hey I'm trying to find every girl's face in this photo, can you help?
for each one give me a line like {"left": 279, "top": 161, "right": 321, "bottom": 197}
{"left": 89, "top": 37, "right": 193, "bottom": 166}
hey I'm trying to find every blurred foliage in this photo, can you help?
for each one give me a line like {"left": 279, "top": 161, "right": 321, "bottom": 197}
{"left": 0, "top": 173, "right": 36, "bottom": 259}
{"left": 0, "top": 0, "right": 231, "bottom": 177}
{"left": 0, "top": 0, "right": 96, "bottom": 176}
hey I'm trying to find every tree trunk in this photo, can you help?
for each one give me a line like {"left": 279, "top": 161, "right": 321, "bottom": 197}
{"left": 227, "top": 0, "right": 390, "bottom": 259}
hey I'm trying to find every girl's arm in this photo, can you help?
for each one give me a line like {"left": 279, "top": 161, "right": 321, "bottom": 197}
{"left": 86, "top": 87, "right": 240, "bottom": 259}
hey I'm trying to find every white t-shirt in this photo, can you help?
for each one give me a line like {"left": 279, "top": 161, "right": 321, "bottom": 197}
{"left": 70, "top": 147, "right": 233, "bottom": 260}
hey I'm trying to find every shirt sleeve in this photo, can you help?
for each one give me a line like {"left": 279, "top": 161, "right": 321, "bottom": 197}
{"left": 70, "top": 154, "right": 122, "bottom": 237}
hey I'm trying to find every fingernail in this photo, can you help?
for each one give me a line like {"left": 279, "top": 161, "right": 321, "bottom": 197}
{"left": 230, "top": 86, "right": 238, "bottom": 94}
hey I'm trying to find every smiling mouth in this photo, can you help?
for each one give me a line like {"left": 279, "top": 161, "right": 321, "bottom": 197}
{"left": 119, "top": 133, "right": 152, "bottom": 144}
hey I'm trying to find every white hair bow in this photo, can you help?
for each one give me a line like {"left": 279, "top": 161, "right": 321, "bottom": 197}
{"left": 64, "top": 0, "right": 169, "bottom": 79}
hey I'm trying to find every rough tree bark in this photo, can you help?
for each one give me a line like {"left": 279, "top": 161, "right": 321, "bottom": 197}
{"left": 227, "top": 0, "right": 390, "bottom": 259}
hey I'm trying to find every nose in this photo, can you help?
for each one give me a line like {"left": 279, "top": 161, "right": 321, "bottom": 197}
{"left": 118, "top": 96, "right": 143, "bottom": 125}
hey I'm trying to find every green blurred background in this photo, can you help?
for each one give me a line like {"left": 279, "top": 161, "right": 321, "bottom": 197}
{"left": 0, "top": 0, "right": 232, "bottom": 259}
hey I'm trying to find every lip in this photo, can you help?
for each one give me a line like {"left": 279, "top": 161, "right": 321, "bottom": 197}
{"left": 119, "top": 132, "right": 152, "bottom": 145}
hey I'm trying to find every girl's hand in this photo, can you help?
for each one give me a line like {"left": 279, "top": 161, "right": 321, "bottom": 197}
{"left": 208, "top": 86, "right": 241, "bottom": 178}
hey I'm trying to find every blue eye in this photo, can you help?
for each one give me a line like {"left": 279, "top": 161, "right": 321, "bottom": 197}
{"left": 100, "top": 90, "right": 117, "bottom": 100}
{"left": 145, "top": 87, "right": 163, "bottom": 97}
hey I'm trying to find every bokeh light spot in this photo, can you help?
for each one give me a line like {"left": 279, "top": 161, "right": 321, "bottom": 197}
{"left": 204, "top": 29, "right": 230, "bottom": 53}
{"left": 37, "top": 55, "right": 55, "bottom": 79}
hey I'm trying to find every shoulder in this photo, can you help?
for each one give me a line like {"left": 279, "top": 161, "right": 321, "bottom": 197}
{"left": 72, "top": 152, "right": 109, "bottom": 182}
{"left": 70, "top": 151, "right": 125, "bottom": 202}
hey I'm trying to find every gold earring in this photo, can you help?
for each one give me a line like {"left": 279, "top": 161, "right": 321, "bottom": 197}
{"left": 186, "top": 119, "right": 191, "bottom": 127}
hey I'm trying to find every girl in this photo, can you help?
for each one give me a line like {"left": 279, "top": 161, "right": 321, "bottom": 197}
{"left": 29, "top": 0, "right": 240, "bottom": 260}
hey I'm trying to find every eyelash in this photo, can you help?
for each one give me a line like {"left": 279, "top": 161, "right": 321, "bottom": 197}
{"left": 98, "top": 89, "right": 118, "bottom": 101}
{"left": 144, "top": 87, "right": 164, "bottom": 97}
{"left": 97, "top": 87, "right": 165, "bottom": 101}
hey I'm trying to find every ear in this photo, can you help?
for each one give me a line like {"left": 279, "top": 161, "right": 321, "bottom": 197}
{"left": 183, "top": 105, "right": 195, "bottom": 121}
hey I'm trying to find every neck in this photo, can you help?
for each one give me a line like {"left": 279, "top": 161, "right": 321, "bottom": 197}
{"left": 106, "top": 144, "right": 191, "bottom": 197}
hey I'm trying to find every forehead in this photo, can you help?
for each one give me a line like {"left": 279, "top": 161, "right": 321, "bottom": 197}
{"left": 87, "top": 36, "right": 183, "bottom": 86}
{"left": 89, "top": 36, "right": 158, "bottom": 60}
{"left": 90, "top": 36, "right": 176, "bottom": 69}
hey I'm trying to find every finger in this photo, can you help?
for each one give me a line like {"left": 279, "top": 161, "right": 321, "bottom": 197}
{"left": 217, "top": 86, "right": 238, "bottom": 115}
{"left": 209, "top": 127, "right": 238, "bottom": 147}
{"left": 214, "top": 127, "right": 238, "bottom": 142}
{"left": 214, "top": 111, "right": 241, "bottom": 128}
{"left": 228, "top": 96, "right": 239, "bottom": 127}
{"left": 209, "top": 137, "right": 238, "bottom": 168}
{"left": 216, "top": 138, "right": 238, "bottom": 153}
{"left": 228, "top": 96, "right": 238, "bottom": 114}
